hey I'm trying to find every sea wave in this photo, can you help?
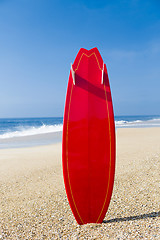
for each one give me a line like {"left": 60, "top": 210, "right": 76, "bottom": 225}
{"left": 0, "top": 124, "right": 63, "bottom": 139}
{"left": 115, "top": 118, "right": 160, "bottom": 127}
{"left": 1, "top": 117, "right": 160, "bottom": 140}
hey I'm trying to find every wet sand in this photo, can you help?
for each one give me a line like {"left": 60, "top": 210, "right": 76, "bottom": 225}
{"left": 0, "top": 128, "right": 159, "bottom": 239}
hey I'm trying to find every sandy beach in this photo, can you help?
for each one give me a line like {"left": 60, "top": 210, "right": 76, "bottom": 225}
{"left": 0, "top": 128, "right": 159, "bottom": 239}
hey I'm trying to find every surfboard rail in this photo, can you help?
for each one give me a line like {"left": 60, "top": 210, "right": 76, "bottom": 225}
{"left": 101, "top": 62, "right": 104, "bottom": 84}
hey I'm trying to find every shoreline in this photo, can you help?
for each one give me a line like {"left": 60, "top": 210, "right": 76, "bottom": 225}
{"left": 1, "top": 126, "right": 160, "bottom": 150}
{"left": 0, "top": 128, "right": 159, "bottom": 239}
{"left": 0, "top": 131, "right": 62, "bottom": 149}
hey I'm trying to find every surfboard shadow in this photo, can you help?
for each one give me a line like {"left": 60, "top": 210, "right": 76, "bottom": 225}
{"left": 103, "top": 211, "right": 160, "bottom": 224}
{"left": 75, "top": 73, "right": 112, "bottom": 102}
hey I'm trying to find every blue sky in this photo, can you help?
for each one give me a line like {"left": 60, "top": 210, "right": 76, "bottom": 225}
{"left": 0, "top": 0, "right": 160, "bottom": 117}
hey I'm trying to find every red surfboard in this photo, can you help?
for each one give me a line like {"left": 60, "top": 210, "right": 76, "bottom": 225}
{"left": 62, "top": 47, "right": 116, "bottom": 225}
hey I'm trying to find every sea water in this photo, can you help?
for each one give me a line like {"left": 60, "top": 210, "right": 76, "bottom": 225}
{"left": 0, "top": 115, "right": 160, "bottom": 149}
{"left": 0, "top": 117, "right": 63, "bottom": 139}
{"left": 0, "top": 117, "right": 63, "bottom": 149}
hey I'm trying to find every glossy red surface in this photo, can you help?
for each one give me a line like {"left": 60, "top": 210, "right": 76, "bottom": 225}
{"left": 62, "top": 48, "right": 116, "bottom": 224}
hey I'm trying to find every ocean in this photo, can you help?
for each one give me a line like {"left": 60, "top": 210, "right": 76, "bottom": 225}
{"left": 0, "top": 115, "right": 160, "bottom": 149}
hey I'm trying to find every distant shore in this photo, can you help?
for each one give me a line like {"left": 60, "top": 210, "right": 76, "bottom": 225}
{"left": 0, "top": 128, "right": 159, "bottom": 239}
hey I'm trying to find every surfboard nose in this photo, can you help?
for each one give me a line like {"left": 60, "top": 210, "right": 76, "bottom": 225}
{"left": 73, "top": 48, "right": 103, "bottom": 72}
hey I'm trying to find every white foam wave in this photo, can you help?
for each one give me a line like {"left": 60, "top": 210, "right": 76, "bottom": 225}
{"left": 115, "top": 120, "right": 128, "bottom": 125}
{"left": 0, "top": 124, "right": 63, "bottom": 139}
{"left": 1, "top": 117, "right": 160, "bottom": 139}
{"left": 115, "top": 118, "right": 160, "bottom": 127}
{"left": 115, "top": 120, "right": 142, "bottom": 126}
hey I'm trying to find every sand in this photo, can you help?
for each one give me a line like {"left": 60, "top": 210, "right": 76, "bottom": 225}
{"left": 0, "top": 128, "right": 159, "bottom": 239}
